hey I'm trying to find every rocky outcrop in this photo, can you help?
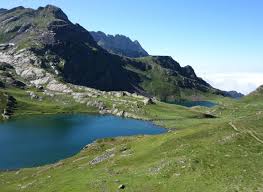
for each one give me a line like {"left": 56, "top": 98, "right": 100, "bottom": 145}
{"left": 46, "top": 80, "right": 72, "bottom": 93}
{"left": 143, "top": 98, "right": 155, "bottom": 105}
{"left": 248, "top": 85, "right": 263, "bottom": 96}
{"left": 0, "top": 61, "right": 26, "bottom": 88}
{"left": 0, "top": 43, "right": 14, "bottom": 50}
{"left": 89, "top": 148, "right": 115, "bottom": 165}
{"left": 1, "top": 94, "right": 16, "bottom": 120}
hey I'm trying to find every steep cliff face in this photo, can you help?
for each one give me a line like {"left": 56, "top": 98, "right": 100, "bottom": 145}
{"left": 90, "top": 31, "right": 149, "bottom": 58}
{"left": 0, "top": 5, "right": 226, "bottom": 100}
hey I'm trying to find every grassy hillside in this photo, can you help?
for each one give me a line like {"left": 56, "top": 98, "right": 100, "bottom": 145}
{"left": 125, "top": 56, "right": 224, "bottom": 101}
{"left": 0, "top": 89, "right": 263, "bottom": 192}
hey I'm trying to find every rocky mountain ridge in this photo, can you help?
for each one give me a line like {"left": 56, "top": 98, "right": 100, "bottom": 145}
{"left": 0, "top": 5, "right": 232, "bottom": 102}
{"left": 90, "top": 31, "right": 149, "bottom": 58}
{"left": 225, "top": 90, "right": 244, "bottom": 98}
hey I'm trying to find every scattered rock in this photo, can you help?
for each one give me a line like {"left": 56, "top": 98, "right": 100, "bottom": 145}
{"left": 143, "top": 98, "right": 154, "bottom": 105}
{"left": 20, "top": 67, "right": 45, "bottom": 80}
{"left": 11, "top": 80, "right": 26, "bottom": 88}
{"left": 27, "top": 91, "right": 39, "bottom": 99}
{"left": 87, "top": 100, "right": 105, "bottom": 110}
{"left": 115, "top": 92, "right": 124, "bottom": 97}
{"left": 118, "top": 184, "right": 125, "bottom": 189}
{"left": 202, "top": 113, "right": 216, "bottom": 118}
{"left": 116, "top": 110, "right": 124, "bottom": 117}
{"left": 174, "top": 173, "right": 181, "bottom": 177}
{"left": 47, "top": 80, "right": 72, "bottom": 93}
{"left": 0, "top": 43, "right": 15, "bottom": 50}
{"left": 0, "top": 62, "right": 14, "bottom": 70}
{"left": 36, "top": 85, "right": 44, "bottom": 90}
{"left": 89, "top": 148, "right": 115, "bottom": 165}
{"left": 31, "top": 76, "right": 51, "bottom": 86}
{"left": 43, "top": 90, "right": 55, "bottom": 97}
{"left": 256, "top": 111, "right": 262, "bottom": 115}
{"left": 2, "top": 113, "right": 9, "bottom": 120}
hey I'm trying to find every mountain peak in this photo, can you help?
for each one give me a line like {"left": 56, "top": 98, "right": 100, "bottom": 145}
{"left": 133, "top": 40, "right": 140, "bottom": 45}
{"left": 90, "top": 31, "right": 149, "bottom": 58}
{"left": 225, "top": 90, "right": 244, "bottom": 98}
{"left": 8, "top": 6, "right": 25, "bottom": 11}
{"left": 37, "top": 4, "right": 68, "bottom": 21}
{"left": 0, "top": 8, "right": 7, "bottom": 15}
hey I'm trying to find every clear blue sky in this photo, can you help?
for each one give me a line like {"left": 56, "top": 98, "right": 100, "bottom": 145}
{"left": 1, "top": 0, "right": 263, "bottom": 93}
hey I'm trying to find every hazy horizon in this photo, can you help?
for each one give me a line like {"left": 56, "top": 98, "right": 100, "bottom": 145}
{"left": 1, "top": 0, "right": 263, "bottom": 94}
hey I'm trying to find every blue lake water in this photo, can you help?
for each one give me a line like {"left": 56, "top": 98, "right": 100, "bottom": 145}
{"left": 0, "top": 114, "right": 166, "bottom": 170}
{"left": 169, "top": 100, "right": 217, "bottom": 108}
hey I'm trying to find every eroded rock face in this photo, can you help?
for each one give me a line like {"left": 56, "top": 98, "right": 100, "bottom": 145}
{"left": 0, "top": 50, "right": 51, "bottom": 87}
{"left": 20, "top": 67, "right": 45, "bottom": 80}
{"left": 47, "top": 80, "right": 72, "bottom": 93}
{"left": 31, "top": 76, "right": 51, "bottom": 86}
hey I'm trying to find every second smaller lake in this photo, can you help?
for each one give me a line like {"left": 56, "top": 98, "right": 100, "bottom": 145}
{"left": 168, "top": 100, "right": 217, "bottom": 108}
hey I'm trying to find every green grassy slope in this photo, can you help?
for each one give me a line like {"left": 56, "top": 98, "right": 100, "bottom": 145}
{"left": 0, "top": 88, "right": 98, "bottom": 119}
{"left": 0, "top": 90, "right": 263, "bottom": 192}
{"left": 125, "top": 56, "right": 224, "bottom": 101}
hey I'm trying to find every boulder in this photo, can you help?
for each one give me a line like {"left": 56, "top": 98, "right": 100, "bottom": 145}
{"left": 116, "top": 110, "right": 124, "bottom": 117}
{"left": 31, "top": 76, "right": 51, "bottom": 86}
{"left": 0, "top": 62, "right": 14, "bottom": 70}
{"left": 27, "top": 91, "right": 38, "bottom": 99}
{"left": 118, "top": 184, "right": 125, "bottom": 189}
{"left": 47, "top": 80, "right": 72, "bottom": 93}
{"left": 20, "top": 67, "right": 45, "bottom": 80}
{"left": 143, "top": 98, "right": 154, "bottom": 105}
{"left": 11, "top": 80, "right": 26, "bottom": 88}
{"left": 112, "top": 108, "right": 119, "bottom": 115}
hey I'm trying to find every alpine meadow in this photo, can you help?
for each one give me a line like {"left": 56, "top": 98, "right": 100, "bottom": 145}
{"left": 0, "top": 1, "right": 262, "bottom": 192}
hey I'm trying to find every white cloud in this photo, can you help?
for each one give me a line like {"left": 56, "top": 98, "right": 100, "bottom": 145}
{"left": 199, "top": 72, "right": 263, "bottom": 95}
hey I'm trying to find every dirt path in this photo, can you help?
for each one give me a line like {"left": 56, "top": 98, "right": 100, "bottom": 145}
{"left": 229, "top": 121, "right": 263, "bottom": 144}
{"left": 247, "top": 130, "right": 263, "bottom": 144}
{"left": 229, "top": 121, "right": 238, "bottom": 132}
